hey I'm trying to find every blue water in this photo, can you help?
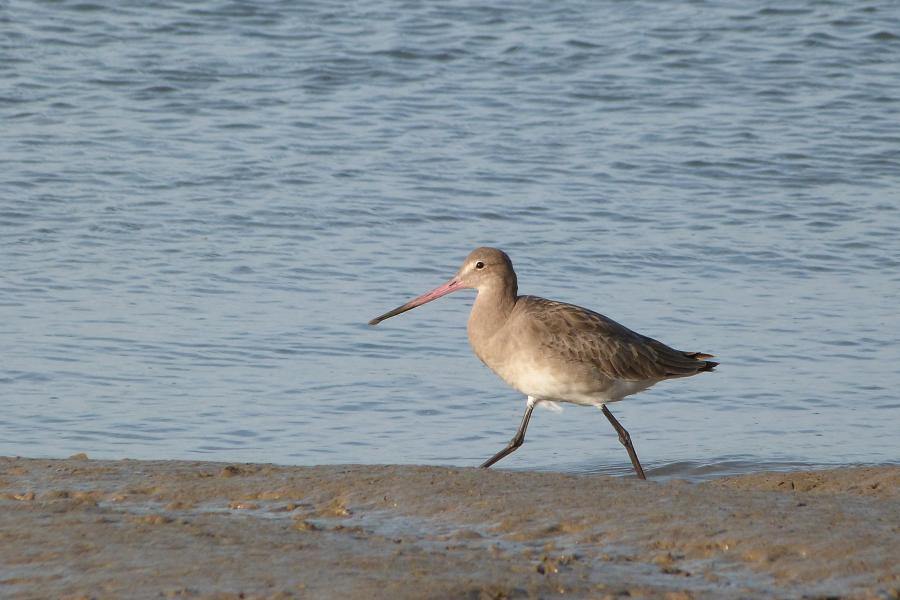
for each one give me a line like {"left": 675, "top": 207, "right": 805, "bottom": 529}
{"left": 2, "top": 0, "right": 899, "bottom": 476}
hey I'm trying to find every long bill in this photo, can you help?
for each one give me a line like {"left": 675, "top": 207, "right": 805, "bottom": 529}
{"left": 368, "top": 278, "right": 461, "bottom": 325}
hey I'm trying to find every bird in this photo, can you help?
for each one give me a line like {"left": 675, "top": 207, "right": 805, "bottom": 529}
{"left": 368, "top": 247, "right": 717, "bottom": 479}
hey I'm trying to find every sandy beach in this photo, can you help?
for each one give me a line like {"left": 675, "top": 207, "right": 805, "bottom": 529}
{"left": 0, "top": 457, "right": 897, "bottom": 599}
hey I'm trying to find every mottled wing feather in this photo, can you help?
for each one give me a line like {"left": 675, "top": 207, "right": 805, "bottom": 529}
{"left": 518, "top": 296, "right": 712, "bottom": 381}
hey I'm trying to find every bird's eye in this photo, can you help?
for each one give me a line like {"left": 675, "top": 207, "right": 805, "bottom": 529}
{"left": 475, "top": 261, "right": 485, "bottom": 270}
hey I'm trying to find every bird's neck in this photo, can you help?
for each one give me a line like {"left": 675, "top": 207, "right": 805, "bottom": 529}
{"left": 468, "top": 280, "right": 518, "bottom": 343}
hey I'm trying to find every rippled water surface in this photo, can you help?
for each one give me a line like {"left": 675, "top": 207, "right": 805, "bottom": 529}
{"left": 3, "top": 0, "right": 899, "bottom": 476}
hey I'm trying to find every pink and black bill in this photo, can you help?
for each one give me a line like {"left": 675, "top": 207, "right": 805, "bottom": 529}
{"left": 368, "top": 278, "right": 461, "bottom": 325}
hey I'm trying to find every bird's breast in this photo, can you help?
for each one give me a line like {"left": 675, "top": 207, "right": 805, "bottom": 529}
{"left": 469, "top": 328, "right": 599, "bottom": 404}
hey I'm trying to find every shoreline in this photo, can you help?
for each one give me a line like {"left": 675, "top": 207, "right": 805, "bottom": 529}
{"left": 1, "top": 457, "right": 898, "bottom": 599}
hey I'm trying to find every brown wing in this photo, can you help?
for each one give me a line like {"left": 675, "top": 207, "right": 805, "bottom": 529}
{"left": 517, "top": 296, "right": 716, "bottom": 381}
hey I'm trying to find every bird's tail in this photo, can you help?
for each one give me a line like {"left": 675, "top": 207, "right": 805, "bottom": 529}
{"left": 687, "top": 352, "right": 718, "bottom": 372}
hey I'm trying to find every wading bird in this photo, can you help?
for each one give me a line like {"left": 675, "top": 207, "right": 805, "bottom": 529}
{"left": 369, "top": 247, "right": 717, "bottom": 479}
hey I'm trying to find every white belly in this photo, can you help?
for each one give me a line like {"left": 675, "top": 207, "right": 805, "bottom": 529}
{"left": 489, "top": 357, "right": 657, "bottom": 406}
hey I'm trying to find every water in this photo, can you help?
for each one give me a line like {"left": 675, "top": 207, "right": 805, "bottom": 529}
{"left": 2, "top": 0, "right": 899, "bottom": 476}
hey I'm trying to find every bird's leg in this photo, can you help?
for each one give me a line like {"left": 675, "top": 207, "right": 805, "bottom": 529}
{"left": 601, "top": 405, "right": 647, "bottom": 480}
{"left": 480, "top": 397, "right": 536, "bottom": 469}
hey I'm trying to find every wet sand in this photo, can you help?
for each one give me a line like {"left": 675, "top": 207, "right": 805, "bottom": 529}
{"left": 1, "top": 457, "right": 897, "bottom": 599}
